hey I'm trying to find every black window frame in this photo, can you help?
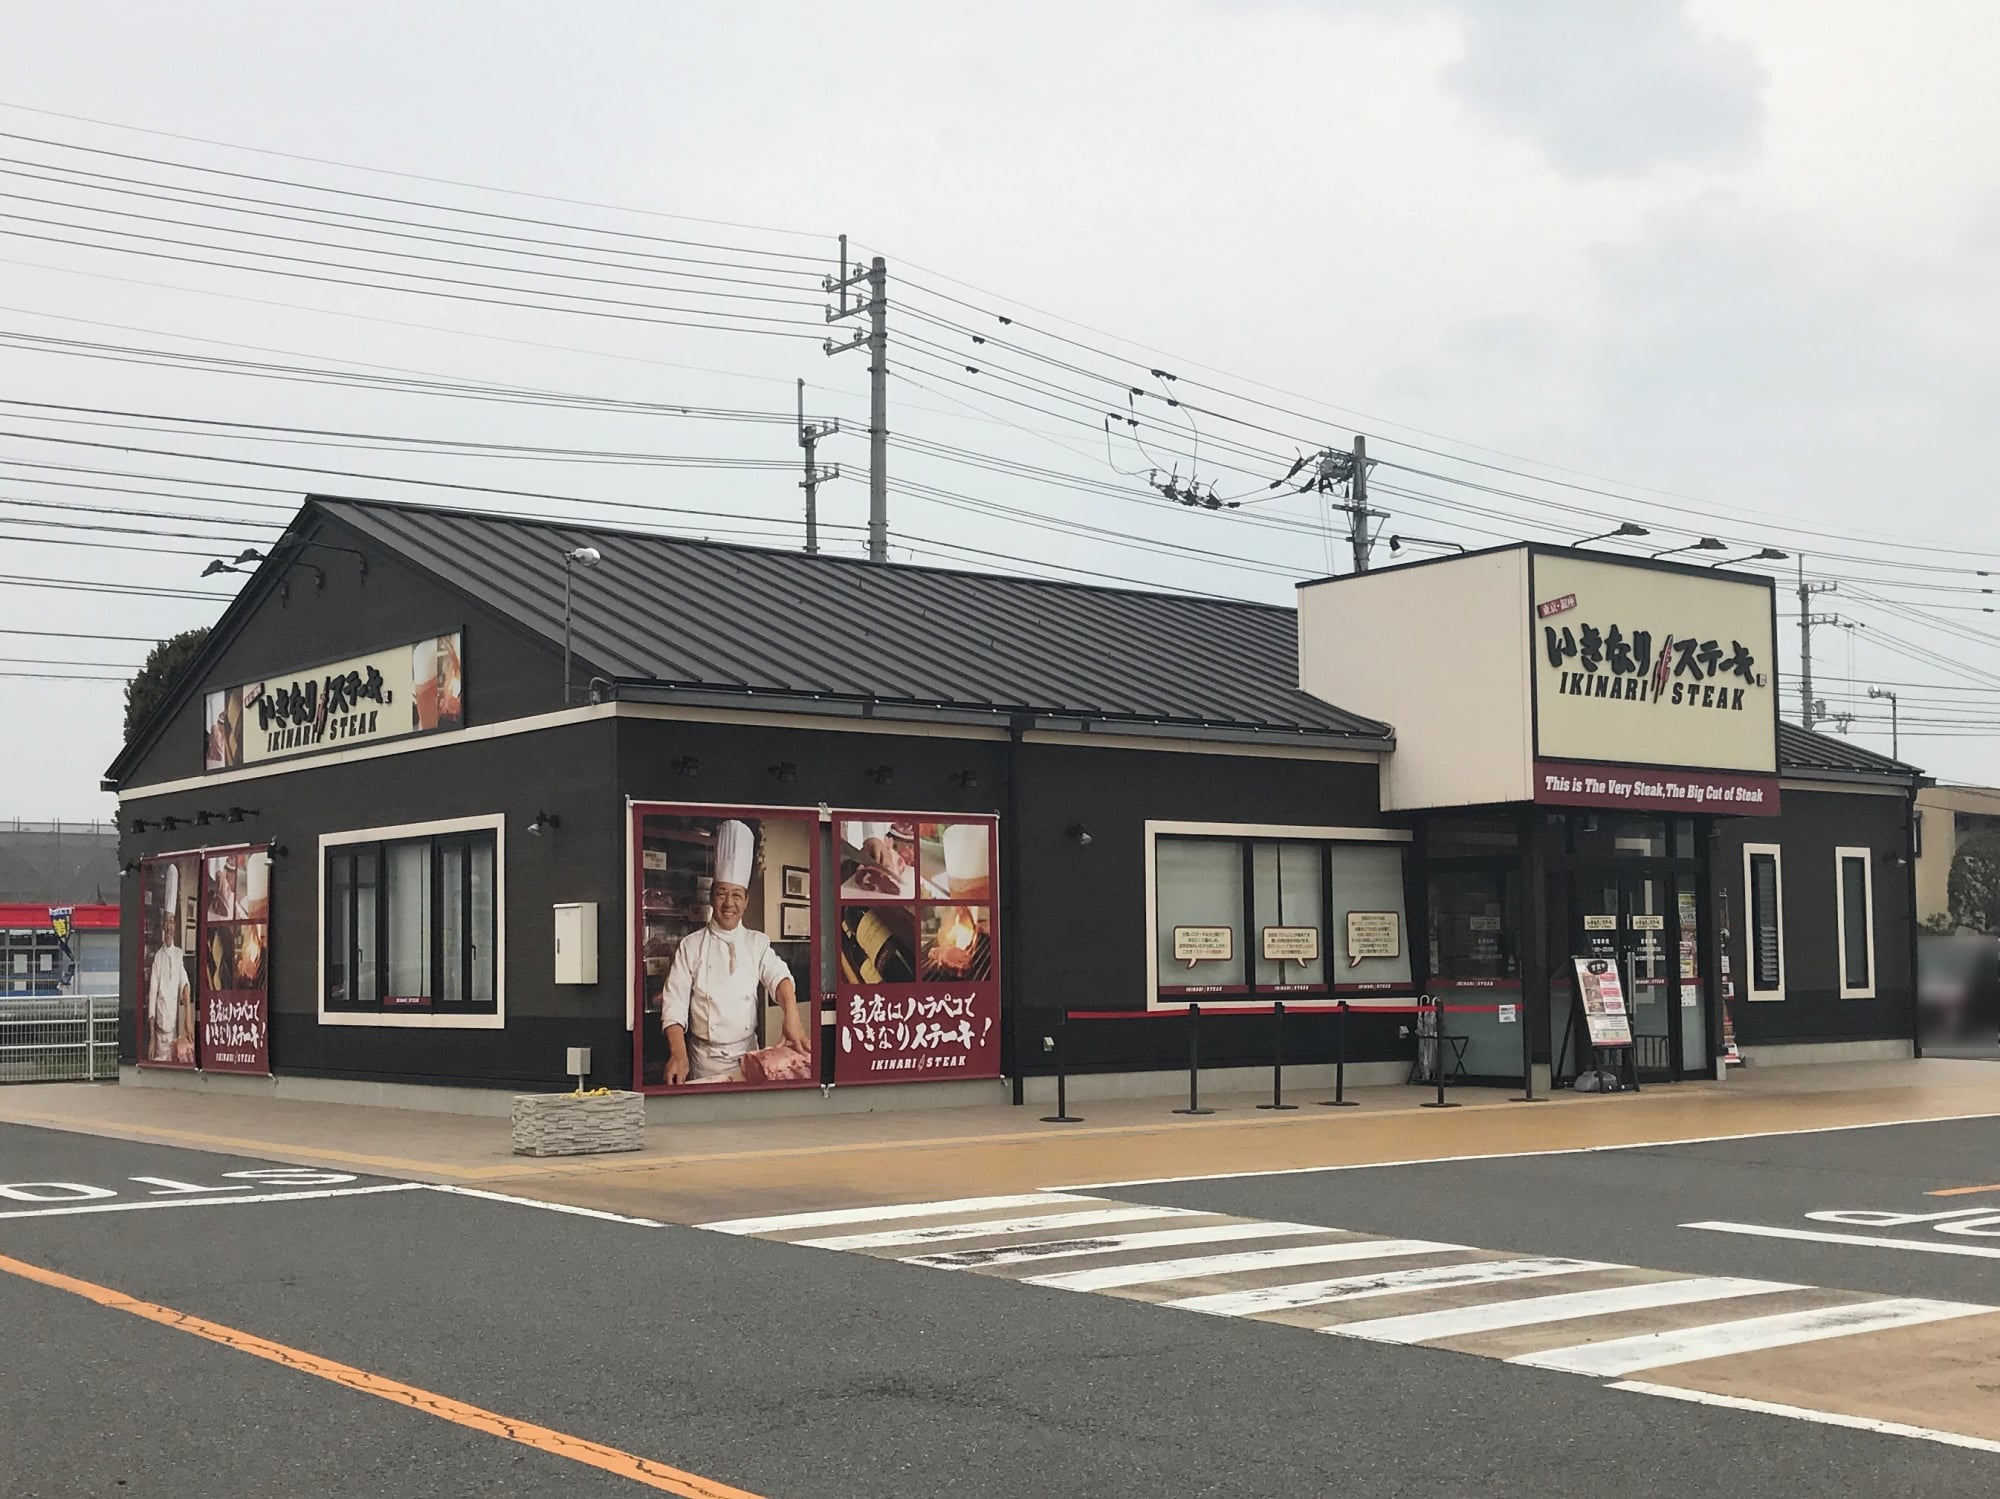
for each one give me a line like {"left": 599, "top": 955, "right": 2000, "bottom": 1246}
{"left": 1745, "top": 845, "right": 1784, "bottom": 999}
{"left": 324, "top": 829, "right": 497, "bottom": 1014}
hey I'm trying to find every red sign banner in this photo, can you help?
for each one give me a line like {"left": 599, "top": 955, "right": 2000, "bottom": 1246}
{"left": 1533, "top": 760, "right": 1780, "bottom": 816}
{"left": 833, "top": 815, "right": 1001, "bottom": 1085}
{"left": 197, "top": 846, "right": 271, "bottom": 1074}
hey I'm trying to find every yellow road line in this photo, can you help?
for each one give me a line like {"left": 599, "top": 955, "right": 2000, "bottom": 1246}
{"left": 0, "top": 1250, "right": 762, "bottom": 1498}
{"left": 1927, "top": 1183, "right": 2000, "bottom": 1197}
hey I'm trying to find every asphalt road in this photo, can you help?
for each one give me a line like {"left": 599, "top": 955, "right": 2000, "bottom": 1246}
{"left": 3, "top": 1119, "right": 1998, "bottom": 1497}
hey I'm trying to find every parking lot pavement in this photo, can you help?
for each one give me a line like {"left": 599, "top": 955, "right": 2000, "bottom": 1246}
{"left": 8, "top": 1119, "right": 2000, "bottom": 1496}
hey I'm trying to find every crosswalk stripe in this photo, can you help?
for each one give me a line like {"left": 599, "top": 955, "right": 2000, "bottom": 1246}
{"left": 911, "top": 1220, "right": 1331, "bottom": 1271}
{"left": 1331, "top": 1276, "right": 1799, "bottom": 1345}
{"left": 798, "top": 1205, "right": 1203, "bottom": 1251}
{"left": 1163, "top": 1256, "right": 1616, "bottom": 1318}
{"left": 1025, "top": 1238, "right": 1465, "bottom": 1293}
{"left": 698, "top": 1192, "right": 1094, "bottom": 1235}
{"left": 1515, "top": 1297, "right": 1993, "bottom": 1376}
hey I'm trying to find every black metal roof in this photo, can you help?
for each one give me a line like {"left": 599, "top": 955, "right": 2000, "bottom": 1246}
{"left": 312, "top": 496, "right": 1394, "bottom": 744}
{"left": 1778, "top": 721, "right": 1920, "bottom": 780}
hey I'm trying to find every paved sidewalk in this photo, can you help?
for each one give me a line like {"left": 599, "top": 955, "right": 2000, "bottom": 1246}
{"left": 2, "top": 1059, "right": 1996, "bottom": 1223}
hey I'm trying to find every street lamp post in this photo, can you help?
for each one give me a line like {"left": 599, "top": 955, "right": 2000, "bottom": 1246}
{"left": 1868, "top": 686, "right": 1900, "bottom": 760}
{"left": 561, "top": 546, "right": 602, "bottom": 706}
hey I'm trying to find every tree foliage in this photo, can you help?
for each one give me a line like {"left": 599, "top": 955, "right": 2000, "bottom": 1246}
{"left": 1946, "top": 830, "right": 2000, "bottom": 935}
{"left": 123, "top": 628, "right": 210, "bottom": 744}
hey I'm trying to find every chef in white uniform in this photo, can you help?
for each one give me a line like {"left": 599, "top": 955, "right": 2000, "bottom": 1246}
{"left": 662, "top": 820, "right": 807, "bottom": 1083}
{"left": 146, "top": 863, "right": 192, "bottom": 1064}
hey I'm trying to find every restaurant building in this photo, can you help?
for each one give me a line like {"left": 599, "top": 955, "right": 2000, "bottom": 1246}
{"left": 106, "top": 497, "right": 1924, "bottom": 1112}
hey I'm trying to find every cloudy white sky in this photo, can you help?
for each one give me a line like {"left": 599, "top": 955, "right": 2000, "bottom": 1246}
{"left": 4, "top": 0, "right": 1999, "bottom": 817}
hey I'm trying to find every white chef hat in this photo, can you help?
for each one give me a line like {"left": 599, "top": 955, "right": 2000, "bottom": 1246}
{"left": 161, "top": 861, "right": 179, "bottom": 916}
{"left": 714, "top": 819, "right": 755, "bottom": 888}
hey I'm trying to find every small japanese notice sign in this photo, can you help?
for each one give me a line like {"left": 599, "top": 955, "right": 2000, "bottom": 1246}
{"left": 1345, "top": 911, "right": 1401, "bottom": 965}
{"left": 1573, "top": 956, "right": 1632, "bottom": 1048}
{"left": 1173, "top": 925, "right": 1234, "bottom": 964}
{"left": 1261, "top": 926, "right": 1320, "bottom": 962}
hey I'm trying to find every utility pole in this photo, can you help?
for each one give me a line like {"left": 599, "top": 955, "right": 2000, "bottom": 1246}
{"left": 1869, "top": 686, "right": 1900, "bottom": 760}
{"left": 797, "top": 377, "right": 839, "bottom": 556}
{"left": 1796, "top": 554, "right": 1839, "bottom": 729}
{"left": 824, "top": 238, "right": 887, "bottom": 562}
{"left": 1349, "top": 434, "right": 1371, "bottom": 574}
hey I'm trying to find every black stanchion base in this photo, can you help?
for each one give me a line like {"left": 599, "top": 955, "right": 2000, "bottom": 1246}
{"left": 1254, "top": 1102, "right": 1299, "bottom": 1111}
{"left": 1172, "top": 1107, "right": 1216, "bottom": 1116}
{"left": 1039, "top": 1114, "right": 1086, "bottom": 1123}
{"left": 1507, "top": 1095, "right": 1550, "bottom": 1104}
{"left": 1317, "top": 1099, "right": 1360, "bottom": 1108}
{"left": 1420, "top": 1100, "right": 1463, "bottom": 1109}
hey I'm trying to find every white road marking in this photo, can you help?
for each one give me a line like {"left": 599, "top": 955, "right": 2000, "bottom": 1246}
{"left": 1685, "top": 1220, "right": 2000, "bottom": 1260}
{"left": 128, "top": 1176, "right": 256, "bottom": 1196}
{"left": 1609, "top": 1381, "right": 2000, "bottom": 1456}
{"left": 0, "top": 1182, "right": 425, "bottom": 1221}
{"left": 910, "top": 1220, "right": 1331, "bottom": 1271}
{"left": 1163, "top": 1256, "right": 1614, "bottom": 1318}
{"left": 1516, "top": 1298, "right": 1992, "bottom": 1376}
{"left": 1333, "top": 1276, "right": 1798, "bottom": 1345}
{"left": 1054, "top": 1111, "right": 2000, "bottom": 1192}
{"left": 1024, "top": 1237, "right": 1463, "bottom": 1292}
{"left": 798, "top": 1205, "right": 1201, "bottom": 1251}
{"left": 423, "top": 1184, "right": 665, "bottom": 1227}
{"left": 699, "top": 1191, "right": 1093, "bottom": 1235}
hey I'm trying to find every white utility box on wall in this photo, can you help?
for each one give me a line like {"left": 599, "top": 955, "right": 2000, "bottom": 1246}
{"left": 553, "top": 902, "right": 599, "bottom": 984}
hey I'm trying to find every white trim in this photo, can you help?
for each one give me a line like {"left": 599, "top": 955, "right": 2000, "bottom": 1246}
{"left": 1742, "top": 841, "right": 1785, "bottom": 1003}
{"left": 122, "top": 699, "right": 1387, "bottom": 803}
{"left": 1834, "top": 845, "right": 1878, "bottom": 999}
{"left": 1778, "top": 778, "right": 1906, "bottom": 797}
{"left": 1143, "top": 819, "right": 1412, "bottom": 1011}
{"left": 316, "top": 813, "right": 507, "bottom": 1030}
{"left": 1021, "top": 729, "right": 1381, "bottom": 764}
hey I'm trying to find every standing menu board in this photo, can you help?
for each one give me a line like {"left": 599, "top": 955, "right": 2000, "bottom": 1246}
{"left": 1572, "top": 956, "right": 1633, "bottom": 1048}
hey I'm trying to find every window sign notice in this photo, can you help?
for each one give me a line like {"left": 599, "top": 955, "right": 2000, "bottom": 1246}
{"left": 1582, "top": 914, "right": 1618, "bottom": 932}
{"left": 1573, "top": 957, "right": 1633, "bottom": 1048}
{"left": 1344, "top": 911, "right": 1401, "bottom": 966}
{"left": 1261, "top": 926, "right": 1320, "bottom": 963}
{"left": 1630, "top": 914, "right": 1665, "bottom": 931}
{"left": 1172, "top": 925, "right": 1234, "bottom": 965}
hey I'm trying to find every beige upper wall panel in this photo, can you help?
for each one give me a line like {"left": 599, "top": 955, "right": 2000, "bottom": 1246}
{"left": 1297, "top": 550, "right": 1533, "bottom": 810}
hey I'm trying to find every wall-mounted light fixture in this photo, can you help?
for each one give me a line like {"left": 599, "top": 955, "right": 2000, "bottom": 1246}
{"left": 271, "top": 844, "right": 289, "bottom": 859}
{"left": 158, "top": 815, "right": 183, "bottom": 831}
{"left": 673, "top": 756, "right": 700, "bottom": 777}
{"left": 126, "top": 817, "right": 149, "bottom": 834}
{"left": 768, "top": 761, "right": 798, "bottom": 783}
{"left": 527, "top": 811, "right": 561, "bottom": 837}
{"left": 1575, "top": 521, "right": 1650, "bottom": 547}
{"left": 865, "top": 764, "right": 894, "bottom": 786}
{"left": 227, "top": 806, "right": 258, "bottom": 823}
{"left": 1650, "top": 537, "right": 1727, "bottom": 560}
{"left": 950, "top": 769, "right": 980, "bottom": 791}
{"left": 1065, "top": 822, "right": 1093, "bottom": 847}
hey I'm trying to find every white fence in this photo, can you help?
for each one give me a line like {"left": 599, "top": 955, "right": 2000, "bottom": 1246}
{"left": 0, "top": 995, "right": 118, "bottom": 1082}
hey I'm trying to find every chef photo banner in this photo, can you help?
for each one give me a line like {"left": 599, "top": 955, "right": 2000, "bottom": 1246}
{"left": 831, "top": 813, "right": 1001, "bottom": 1086}
{"left": 630, "top": 803, "right": 822, "bottom": 1095}
{"left": 138, "top": 853, "right": 201, "bottom": 1070}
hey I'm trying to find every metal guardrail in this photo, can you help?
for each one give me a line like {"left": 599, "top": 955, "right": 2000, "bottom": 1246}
{"left": 0, "top": 995, "right": 118, "bottom": 1083}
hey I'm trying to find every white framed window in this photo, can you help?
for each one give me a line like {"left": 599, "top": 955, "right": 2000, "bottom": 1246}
{"left": 1742, "top": 843, "right": 1785, "bottom": 1002}
{"left": 318, "top": 814, "right": 505, "bottom": 1029}
{"left": 1835, "top": 846, "right": 1876, "bottom": 999}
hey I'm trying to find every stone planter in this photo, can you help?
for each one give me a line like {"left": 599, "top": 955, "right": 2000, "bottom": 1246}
{"left": 511, "top": 1090, "right": 645, "bottom": 1157}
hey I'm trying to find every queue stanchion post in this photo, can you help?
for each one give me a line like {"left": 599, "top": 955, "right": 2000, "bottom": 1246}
{"left": 1320, "top": 999, "right": 1358, "bottom": 1106}
{"left": 1039, "top": 1008, "right": 1083, "bottom": 1124}
{"left": 1421, "top": 996, "right": 1461, "bottom": 1109}
{"left": 1173, "top": 1002, "right": 1214, "bottom": 1116}
{"left": 1257, "top": 1000, "right": 1298, "bottom": 1111}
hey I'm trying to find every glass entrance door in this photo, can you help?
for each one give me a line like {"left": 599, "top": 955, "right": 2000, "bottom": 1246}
{"left": 1559, "top": 869, "right": 1705, "bottom": 1082}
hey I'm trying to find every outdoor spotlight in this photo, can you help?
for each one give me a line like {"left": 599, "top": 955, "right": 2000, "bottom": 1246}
{"left": 527, "top": 811, "right": 560, "bottom": 836}
{"left": 127, "top": 817, "right": 149, "bottom": 834}
{"left": 951, "top": 769, "right": 980, "bottom": 791}
{"left": 866, "top": 764, "right": 894, "bottom": 786}
{"left": 673, "top": 756, "right": 700, "bottom": 777}
{"left": 1066, "top": 823, "right": 1093, "bottom": 847}
{"left": 769, "top": 762, "right": 799, "bottom": 783}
